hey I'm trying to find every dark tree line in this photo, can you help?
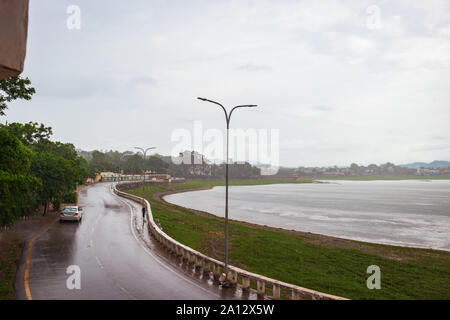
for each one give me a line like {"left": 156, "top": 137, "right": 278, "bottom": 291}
{"left": 0, "top": 122, "right": 89, "bottom": 225}
{"left": 80, "top": 150, "right": 170, "bottom": 177}
{"left": 80, "top": 150, "right": 261, "bottom": 180}
{"left": 167, "top": 160, "right": 261, "bottom": 179}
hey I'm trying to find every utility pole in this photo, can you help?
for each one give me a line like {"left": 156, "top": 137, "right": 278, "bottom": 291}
{"left": 134, "top": 146, "right": 156, "bottom": 199}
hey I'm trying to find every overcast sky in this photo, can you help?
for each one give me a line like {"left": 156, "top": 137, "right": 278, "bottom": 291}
{"left": 5, "top": 0, "right": 450, "bottom": 167}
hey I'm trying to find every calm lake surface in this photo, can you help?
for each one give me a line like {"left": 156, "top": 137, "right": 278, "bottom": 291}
{"left": 164, "top": 180, "right": 450, "bottom": 251}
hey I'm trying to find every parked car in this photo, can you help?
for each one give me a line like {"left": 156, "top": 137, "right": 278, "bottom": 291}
{"left": 60, "top": 206, "right": 83, "bottom": 222}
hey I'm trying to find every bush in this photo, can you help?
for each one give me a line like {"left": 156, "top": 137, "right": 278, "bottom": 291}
{"left": 0, "top": 171, "right": 41, "bottom": 226}
{"left": 52, "top": 198, "right": 61, "bottom": 212}
{"left": 63, "top": 191, "right": 77, "bottom": 204}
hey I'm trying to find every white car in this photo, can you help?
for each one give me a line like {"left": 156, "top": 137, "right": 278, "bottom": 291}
{"left": 60, "top": 206, "right": 83, "bottom": 222}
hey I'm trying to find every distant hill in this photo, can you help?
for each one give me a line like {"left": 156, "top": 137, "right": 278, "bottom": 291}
{"left": 399, "top": 160, "right": 450, "bottom": 168}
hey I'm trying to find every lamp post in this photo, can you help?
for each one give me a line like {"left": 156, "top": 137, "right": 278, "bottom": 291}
{"left": 134, "top": 147, "right": 156, "bottom": 198}
{"left": 197, "top": 97, "right": 257, "bottom": 284}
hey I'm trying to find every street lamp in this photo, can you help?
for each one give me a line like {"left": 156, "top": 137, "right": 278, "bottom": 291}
{"left": 197, "top": 97, "right": 257, "bottom": 285}
{"left": 134, "top": 146, "right": 156, "bottom": 198}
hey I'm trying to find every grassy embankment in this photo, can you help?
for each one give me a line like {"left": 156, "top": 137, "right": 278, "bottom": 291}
{"left": 126, "top": 179, "right": 450, "bottom": 300}
{"left": 317, "top": 175, "right": 450, "bottom": 181}
{"left": 0, "top": 237, "right": 21, "bottom": 299}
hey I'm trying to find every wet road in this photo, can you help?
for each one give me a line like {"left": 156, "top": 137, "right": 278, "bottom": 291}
{"left": 15, "top": 183, "right": 249, "bottom": 300}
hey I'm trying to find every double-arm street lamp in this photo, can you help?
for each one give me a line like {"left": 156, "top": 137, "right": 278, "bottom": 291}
{"left": 197, "top": 97, "right": 257, "bottom": 284}
{"left": 134, "top": 146, "right": 156, "bottom": 198}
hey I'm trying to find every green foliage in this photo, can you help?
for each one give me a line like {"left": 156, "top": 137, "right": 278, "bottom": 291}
{"left": 0, "top": 170, "right": 41, "bottom": 226}
{"left": 63, "top": 191, "right": 77, "bottom": 204}
{"left": 0, "top": 76, "right": 35, "bottom": 116}
{"left": 3, "top": 122, "right": 52, "bottom": 146}
{"left": 0, "top": 127, "right": 32, "bottom": 174}
{"left": 0, "top": 120, "right": 88, "bottom": 224}
{"left": 52, "top": 198, "right": 61, "bottom": 212}
{"left": 31, "top": 152, "right": 81, "bottom": 206}
{"left": 0, "top": 77, "right": 86, "bottom": 224}
{"left": 144, "top": 156, "right": 169, "bottom": 173}
{"left": 84, "top": 150, "right": 169, "bottom": 177}
{"left": 122, "top": 154, "right": 144, "bottom": 174}
{"left": 0, "top": 239, "right": 21, "bottom": 299}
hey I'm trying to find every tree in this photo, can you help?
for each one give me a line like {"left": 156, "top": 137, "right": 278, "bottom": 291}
{"left": 0, "top": 76, "right": 35, "bottom": 116}
{"left": 145, "top": 155, "right": 169, "bottom": 173}
{"left": 0, "top": 127, "right": 32, "bottom": 174}
{"left": 31, "top": 152, "right": 82, "bottom": 216}
{"left": 1, "top": 122, "right": 88, "bottom": 217}
{"left": 350, "top": 163, "right": 360, "bottom": 175}
{"left": 3, "top": 122, "right": 52, "bottom": 147}
{"left": 89, "top": 150, "right": 115, "bottom": 177}
{"left": 0, "top": 128, "right": 41, "bottom": 225}
{"left": 122, "top": 154, "right": 144, "bottom": 174}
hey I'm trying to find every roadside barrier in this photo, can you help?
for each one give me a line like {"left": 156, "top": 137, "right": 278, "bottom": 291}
{"left": 113, "top": 184, "right": 347, "bottom": 300}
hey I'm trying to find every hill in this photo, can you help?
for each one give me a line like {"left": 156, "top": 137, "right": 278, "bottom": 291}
{"left": 399, "top": 160, "right": 450, "bottom": 168}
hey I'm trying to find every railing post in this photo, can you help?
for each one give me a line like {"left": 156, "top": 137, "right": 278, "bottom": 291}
{"left": 272, "top": 284, "right": 281, "bottom": 299}
{"left": 182, "top": 248, "right": 188, "bottom": 262}
{"left": 204, "top": 261, "right": 212, "bottom": 275}
{"left": 227, "top": 270, "right": 237, "bottom": 285}
{"left": 241, "top": 276, "right": 250, "bottom": 290}
{"left": 189, "top": 252, "right": 196, "bottom": 265}
{"left": 257, "top": 280, "right": 265, "bottom": 296}
{"left": 199, "top": 258, "right": 207, "bottom": 273}
{"left": 195, "top": 256, "right": 203, "bottom": 271}
{"left": 213, "top": 263, "right": 220, "bottom": 279}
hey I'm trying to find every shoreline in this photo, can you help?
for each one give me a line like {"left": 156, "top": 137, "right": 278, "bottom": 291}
{"left": 124, "top": 181, "right": 450, "bottom": 299}
{"left": 158, "top": 183, "right": 450, "bottom": 254}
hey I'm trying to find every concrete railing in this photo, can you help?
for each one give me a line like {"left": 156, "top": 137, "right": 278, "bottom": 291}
{"left": 113, "top": 184, "right": 348, "bottom": 300}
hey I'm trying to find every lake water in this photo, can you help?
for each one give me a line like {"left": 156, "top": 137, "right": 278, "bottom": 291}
{"left": 164, "top": 180, "right": 450, "bottom": 251}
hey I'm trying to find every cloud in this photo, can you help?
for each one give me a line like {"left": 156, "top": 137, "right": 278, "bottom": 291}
{"left": 238, "top": 63, "right": 272, "bottom": 72}
{"left": 36, "top": 75, "right": 119, "bottom": 99}
{"left": 314, "top": 105, "right": 334, "bottom": 112}
{"left": 431, "top": 135, "right": 447, "bottom": 141}
{"left": 129, "top": 76, "right": 157, "bottom": 87}
{"left": 6, "top": 0, "right": 449, "bottom": 167}
{"left": 237, "top": 63, "right": 272, "bottom": 72}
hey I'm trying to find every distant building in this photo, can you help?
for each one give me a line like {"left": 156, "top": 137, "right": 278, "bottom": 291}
{"left": 99, "top": 171, "right": 171, "bottom": 182}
